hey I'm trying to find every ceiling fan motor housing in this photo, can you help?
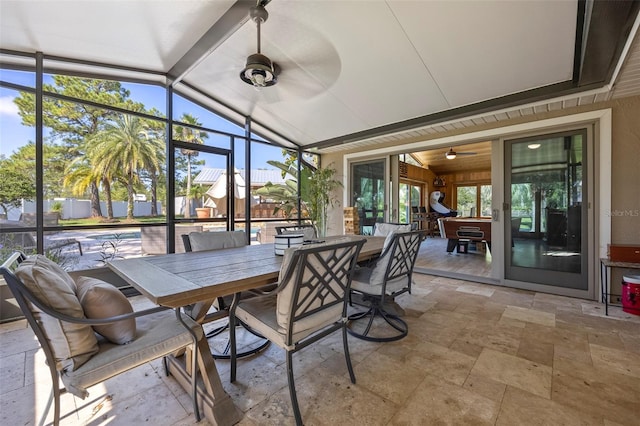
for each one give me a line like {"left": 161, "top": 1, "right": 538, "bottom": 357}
{"left": 240, "top": 53, "right": 277, "bottom": 87}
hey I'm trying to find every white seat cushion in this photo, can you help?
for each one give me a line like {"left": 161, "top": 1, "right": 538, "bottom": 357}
{"left": 62, "top": 309, "right": 202, "bottom": 399}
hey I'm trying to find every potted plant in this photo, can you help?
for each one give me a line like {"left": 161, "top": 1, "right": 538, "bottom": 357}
{"left": 307, "top": 164, "right": 342, "bottom": 237}
{"left": 252, "top": 156, "right": 342, "bottom": 237}
{"left": 190, "top": 185, "right": 211, "bottom": 218}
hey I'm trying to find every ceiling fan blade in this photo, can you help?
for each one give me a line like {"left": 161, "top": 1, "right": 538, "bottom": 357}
{"left": 457, "top": 152, "right": 477, "bottom": 156}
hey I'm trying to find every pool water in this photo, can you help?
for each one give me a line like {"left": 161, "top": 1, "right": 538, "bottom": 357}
{"left": 86, "top": 232, "right": 141, "bottom": 240}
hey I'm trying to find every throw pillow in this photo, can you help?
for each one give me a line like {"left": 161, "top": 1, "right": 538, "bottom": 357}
{"left": 15, "top": 255, "right": 99, "bottom": 372}
{"left": 75, "top": 277, "right": 136, "bottom": 345}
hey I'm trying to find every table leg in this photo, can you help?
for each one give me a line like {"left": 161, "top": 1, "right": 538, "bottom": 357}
{"left": 167, "top": 339, "right": 242, "bottom": 425}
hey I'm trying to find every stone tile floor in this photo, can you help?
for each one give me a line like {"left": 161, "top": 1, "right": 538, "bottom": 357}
{"left": 1, "top": 274, "right": 639, "bottom": 425}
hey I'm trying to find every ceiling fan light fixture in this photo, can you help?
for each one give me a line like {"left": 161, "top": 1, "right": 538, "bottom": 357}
{"left": 445, "top": 148, "right": 457, "bottom": 160}
{"left": 240, "top": 53, "right": 277, "bottom": 87}
{"left": 240, "top": 4, "right": 277, "bottom": 88}
{"left": 528, "top": 143, "right": 541, "bottom": 149}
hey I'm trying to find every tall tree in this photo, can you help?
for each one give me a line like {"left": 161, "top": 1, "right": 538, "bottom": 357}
{"left": 0, "top": 155, "right": 36, "bottom": 217}
{"left": 139, "top": 115, "right": 166, "bottom": 217}
{"left": 174, "top": 114, "right": 207, "bottom": 218}
{"left": 14, "top": 76, "right": 135, "bottom": 216}
{"left": 91, "top": 113, "right": 162, "bottom": 219}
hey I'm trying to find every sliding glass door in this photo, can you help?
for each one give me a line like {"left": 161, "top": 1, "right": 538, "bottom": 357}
{"left": 351, "top": 160, "right": 386, "bottom": 235}
{"left": 505, "top": 130, "right": 588, "bottom": 291}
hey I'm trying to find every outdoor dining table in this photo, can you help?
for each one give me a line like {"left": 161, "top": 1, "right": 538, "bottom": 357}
{"left": 107, "top": 235, "right": 385, "bottom": 425}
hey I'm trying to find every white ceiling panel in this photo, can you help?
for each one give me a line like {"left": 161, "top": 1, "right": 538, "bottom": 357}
{"left": 1, "top": 0, "right": 638, "bottom": 150}
{"left": 389, "top": 1, "right": 577, "bottom": 107}
{"left": 0, "top": 0, "right": 234, "bottom": 71}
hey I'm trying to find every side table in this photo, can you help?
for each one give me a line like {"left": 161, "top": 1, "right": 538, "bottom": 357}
{"left": 600, "top": 258, "right": 640, "bottom": 315}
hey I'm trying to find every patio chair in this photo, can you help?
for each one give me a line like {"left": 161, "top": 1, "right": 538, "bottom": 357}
{"left": 275, "top": 224, "right": 317, "bottom": 240}
{"left": 181, "top": 230, "right": 271, "bottom": 359}
{"left": 0, "top": 252, "right": 204, "bottom": 425}
{"left": 9, "top": 217, "right": 83, "bottom": 255}
{"left": 348, "top": 230, "right": 424, "bottom": 342}
{"left": 229, "top": 238, "right": 365, "bottom": 425}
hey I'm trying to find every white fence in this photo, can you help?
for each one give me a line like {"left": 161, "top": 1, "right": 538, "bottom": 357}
{"left": 6, "top": 198, "right": 162, "bottom": 221}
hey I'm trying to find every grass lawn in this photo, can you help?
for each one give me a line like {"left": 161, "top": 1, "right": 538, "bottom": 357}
{"left": 60, "top": 216, "right": 167, "bottom": 226}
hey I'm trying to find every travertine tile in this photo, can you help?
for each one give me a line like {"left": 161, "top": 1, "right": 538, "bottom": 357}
{"left": 3, "top": 276, "right": 640, "bottom": 425}
{"left": 590, "top": 343, "right": 640, "bottom": 378}
{"left": 496, "top": 386, "right": 603, "bottom": 425}
{"left": 551, "top": 361, "right": 640, "bottom": 425}
{"left": 462, "top": 373, "right": 507, "bottom": 402}
{"left": 456, "top": 283, "right": 496, "bottom": 297}
{"left": 517, "top": 337, "right": 554, "bottom": 366}
{"left": 0, "top": 352, "right": 25, "bottom": 394}
{"left": 471, "top": 348, "right": 552, "bottom": 399}
{"left": 455, "top": 321, "right": 523, "bottom": 355}
{"left": 353, "top": 350, "right": 426, "bottom": 405}
{"left": 502, "top": 305, "right": 556, "bottom": 327}
{"left": 390, "top": 373, "right": 499, "bottom": 425}
{"left": 408, "top": 341, "right": 476, "bottom": 385}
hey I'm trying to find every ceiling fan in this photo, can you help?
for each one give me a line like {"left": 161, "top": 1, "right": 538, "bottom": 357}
{"left": 239, "top": 2, "right": 279, "bottom": 88}
{"left": 444, "top": 147, "right": 477, "bottom": 160}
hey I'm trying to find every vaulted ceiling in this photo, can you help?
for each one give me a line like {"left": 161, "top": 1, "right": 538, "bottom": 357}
{"left": 1, "top": 1, "right": 639, "bottom": 154}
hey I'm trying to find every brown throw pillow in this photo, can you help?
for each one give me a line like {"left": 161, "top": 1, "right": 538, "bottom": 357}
{"left": 75, "top": 277, "right": 136, "bottom": 345}
{"left": 15, "top": 255, "right": 99, "bottom": 372}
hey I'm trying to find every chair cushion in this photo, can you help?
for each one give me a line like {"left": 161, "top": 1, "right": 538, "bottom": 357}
{"left": 373, "top": 222, "right": 412, "bottom": 237}
{"left": 351, "top": 267, "right": 410, "bottom": 295}
{"left": 281, "top": 227, "right": 316, "bottom": 240}
{"left": 75, "top": 277, "right": 136, "bottom": 345}
{"left": 188, "top": 230, "right": 246, "bottom": 251}
{"left": 235, "top": 294, "right": 342, "bottom": 350}
{"left": 62, "top": 309, "right": 202, "bottom": 399}
{"left": 368, "top": 232, "right": 397, "bottom": 285}
{"left": 15, "top": 255, "right": 99, "bottom": 372}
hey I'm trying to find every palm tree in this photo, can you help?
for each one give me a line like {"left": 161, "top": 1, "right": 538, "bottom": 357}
{"left": 63, "top": 156, "right": 106, "bottom": 217}
{"left": 91, "top": 113, "right": 162, "bottom": 220}
{"left": 139, "top": 119, "right": 166, "bottom": 216}
{"left": 174, "top": 113, "right": 207, "bottom": 218}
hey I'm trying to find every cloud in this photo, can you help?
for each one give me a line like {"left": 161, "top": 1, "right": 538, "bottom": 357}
{"left": 0, "top": 96, "right": 19, "bottom": 117}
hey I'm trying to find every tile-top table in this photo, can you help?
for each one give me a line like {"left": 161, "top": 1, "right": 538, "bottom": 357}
{"left": 107, "top": 235, "right": 384, "bottom": 425}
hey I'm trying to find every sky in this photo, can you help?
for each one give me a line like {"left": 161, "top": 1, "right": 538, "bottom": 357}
{"left": 0, "top": 69, "right": 282, "bottom": 170}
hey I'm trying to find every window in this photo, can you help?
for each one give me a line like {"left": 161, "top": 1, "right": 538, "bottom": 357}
{"left": 456, "top": 183, "right": 491, "bottom": 217}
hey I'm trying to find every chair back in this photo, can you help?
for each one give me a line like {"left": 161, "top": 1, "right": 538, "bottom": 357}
{"left": 1, "top": 252, "right": 62, "bottom": 375}
{"left": 275, "top": 224, "right": 316, "bottom": 240}
{"left": 181, "top": 230, "right": 248, "bottom": 322}
{"left": 182, "top": 230, "right": 247, "bottom": 253}
{"left": 373, "top": 222, "right": 413, "bottom": 237}
{"left": 276, "top": 239, "right": 365, "bottom": 344}
{"left": 372, "top": 230, "right": 424, "bottom": 296}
